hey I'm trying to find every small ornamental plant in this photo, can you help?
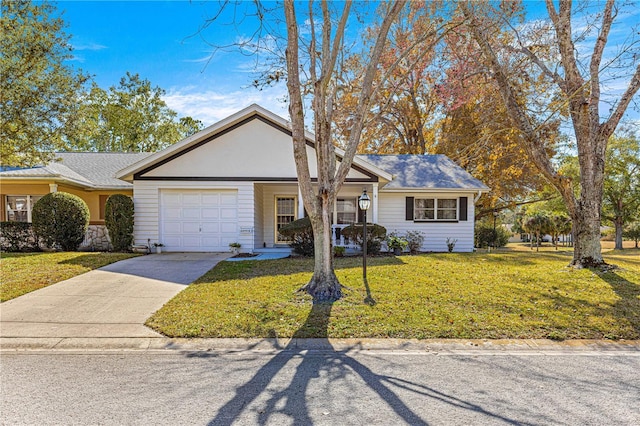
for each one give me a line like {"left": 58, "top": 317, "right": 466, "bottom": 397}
{"left": 387, "top": 233, "right": 409, "bottom": 253}
{"left": 404, "top": 230, "right": 425, "bottom": 254}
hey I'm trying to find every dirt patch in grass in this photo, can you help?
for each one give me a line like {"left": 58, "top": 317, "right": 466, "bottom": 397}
{"left": 146, "top": 249, "right": 640, "bottom": 340}
{"left": 0, "top": 252, "right": 140, "bottom": 301}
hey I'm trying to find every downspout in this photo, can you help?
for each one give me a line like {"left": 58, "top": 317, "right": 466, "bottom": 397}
{"left": 474, "top": 190, "right": 482, "bottom": 203}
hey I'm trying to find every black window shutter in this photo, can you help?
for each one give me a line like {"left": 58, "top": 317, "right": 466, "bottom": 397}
{"left": 459, "top": 197, "right": 468, "bottom": 221}
{"left": 406, "top": 197, "right": 414, "bottom": 221}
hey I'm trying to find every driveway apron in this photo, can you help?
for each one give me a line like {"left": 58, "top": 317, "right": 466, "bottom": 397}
{"left": 0, "top": 253, "right": 230, "bottom": 338}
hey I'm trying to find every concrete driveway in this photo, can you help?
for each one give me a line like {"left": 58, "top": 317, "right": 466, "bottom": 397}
{"left": 0, "top": 253, "right": 230, "bottom": 339}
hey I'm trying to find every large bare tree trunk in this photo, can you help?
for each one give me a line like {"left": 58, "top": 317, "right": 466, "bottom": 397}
{"left": 304, "top": 201, "right": 342, "bottom": 301}
{"left": 284, "top": 1, "right": 403, "bottom": 302}
{"left": 461, "top": 0, "right": 640, "bottom": 268}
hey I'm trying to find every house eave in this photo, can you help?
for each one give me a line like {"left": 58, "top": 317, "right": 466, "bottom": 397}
{"left": 380, "top": 187, "right": 490, "bottom": 193}
{"left": 0, "top": 175, "right": 132, "bottom": 191}
{"left": 0, "top": 175, "right": 92, "bottom": 189}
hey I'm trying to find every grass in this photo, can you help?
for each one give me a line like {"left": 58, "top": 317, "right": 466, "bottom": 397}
{"left": 146, "top": 246, "right": 640, "bottom": 340}
{"left": 0, "top": 251, "right": 140, "bottom": 302}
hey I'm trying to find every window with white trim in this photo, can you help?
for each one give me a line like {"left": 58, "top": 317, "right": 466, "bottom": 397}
{"left": 336, "top": 198, "right": 358, "bottom": 224}
{"left": 414, "top": 198, "right": 458, "bottom": 221}
{"left": 5, "top": 195, "right": 42, "bottom": 222}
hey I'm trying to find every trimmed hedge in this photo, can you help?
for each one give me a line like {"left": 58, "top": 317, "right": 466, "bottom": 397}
{"left": 32, "top": 192, "right": 90, "bottom": 251}
{"left": 279, "top": 217, "right": 314, "bottom": 256}
{"left": 105, "top": 194, "right": 134, "bottom": 252}
{"left": 0, "top": 222, "right": 40, "bottom": 252}
{"left": 341, "top": 223, "right": 387, "bottom": 255}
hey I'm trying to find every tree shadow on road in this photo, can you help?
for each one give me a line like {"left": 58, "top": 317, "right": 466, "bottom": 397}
{"left": 205, "top": 302, "right": 526, "bottom": 425}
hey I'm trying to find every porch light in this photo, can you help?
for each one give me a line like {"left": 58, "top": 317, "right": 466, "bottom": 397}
{"left": 359, "top": 189, "right": 371, "bottom": 281}
{"left": 358, "top": 189, "right": 371, "bottom": 211}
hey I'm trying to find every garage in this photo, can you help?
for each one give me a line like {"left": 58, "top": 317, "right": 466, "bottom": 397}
{"left": 160, "top": 189, "right": 238, "bottom": 252}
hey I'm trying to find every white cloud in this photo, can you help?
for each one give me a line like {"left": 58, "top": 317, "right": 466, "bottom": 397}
{"left": 72, "top": 42, "right": 107, "bottom": 51}
{"left": 163, "top": 84, "right": 290, "bottom": 126}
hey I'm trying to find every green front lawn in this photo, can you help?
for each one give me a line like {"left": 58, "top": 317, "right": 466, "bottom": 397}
{"left": 0, "top": 252, "right": 140, "bottom": 302}
{"left": 146, "top": 249, "right": 640, "bottom": 340}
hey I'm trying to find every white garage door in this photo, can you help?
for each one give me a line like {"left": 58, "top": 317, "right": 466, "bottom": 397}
{"left": 160, "top": 190, "right": 238, "bottom": 252}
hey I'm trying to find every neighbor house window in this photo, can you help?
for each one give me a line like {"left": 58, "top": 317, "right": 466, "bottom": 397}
{"left": 414, "top": 198, "right": 458, "bottom": 221}
{"left": 275, "top": 196, "right": 297, "bottom": 243}
{"left": 5, "top": 195, "right": 42, "bottom": 222}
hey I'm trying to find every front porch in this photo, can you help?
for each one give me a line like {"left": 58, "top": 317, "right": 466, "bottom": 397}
{"left": 252, "top": 182, "right": 379, "bottom": 250}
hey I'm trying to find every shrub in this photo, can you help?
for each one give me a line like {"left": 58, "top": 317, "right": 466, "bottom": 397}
{"left": 0, "top": 222, "right": 40, "bottom": 252}
{"left": 333, "top": 246, "right": 346, "bottom": 257}
{"left": 341, "top": 223, "right": 386, "bottom": 255}
{"left": 387, "top": 233, "right": 409, "bottom": 252}
{"left": 474, "top": 224, "right": 510, "bottom": 248}
{"left": 32, "top": 192, "right": 90, "bottom": 251}
{"left": 104, "top": 194, "right": 134, "bottom": 252}
{"left": 279, "top": 217, "right": 314, "bottom": 256}
{"left": 404, "top": 230, "right": 425, "bottom": 253}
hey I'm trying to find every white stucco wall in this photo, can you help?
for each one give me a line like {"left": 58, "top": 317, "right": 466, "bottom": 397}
{"left": 141, "top": 119, "right": 370, "bottom": 180}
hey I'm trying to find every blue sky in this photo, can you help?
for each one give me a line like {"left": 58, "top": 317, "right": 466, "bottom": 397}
{"left": 60, "top": 0, "right": 290, "bottom": 125}
{"left": 56, "top": 0, "right": 639, "bottom": 129}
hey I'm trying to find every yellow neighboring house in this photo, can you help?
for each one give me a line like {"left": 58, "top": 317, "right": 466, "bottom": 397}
{"left": 0, "top": 152, "right": 150, "bottom": 250}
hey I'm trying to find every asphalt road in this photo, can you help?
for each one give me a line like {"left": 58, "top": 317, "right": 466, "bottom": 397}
{"left": 2, "top": 349, "right": 639, "bottom": 425}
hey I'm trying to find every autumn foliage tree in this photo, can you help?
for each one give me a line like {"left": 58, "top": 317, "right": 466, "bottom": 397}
{"left": 336, "top": 5, "right": 556, "bottom": 219}
{"left": 333, "top": 5, "right": 449, "bottom": 155}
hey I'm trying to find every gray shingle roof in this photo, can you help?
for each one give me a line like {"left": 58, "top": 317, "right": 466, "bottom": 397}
{"left": 0, "top": 152, "right": 151, "bottom": 189}
{"left": 1, "top": 151, "right": 487, "bottom": 191}
{"left": 357, "top": 154, "right": 489, "bottom": 190}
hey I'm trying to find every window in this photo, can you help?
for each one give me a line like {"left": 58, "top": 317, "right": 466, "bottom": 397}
{"left": 414, "top": 198, "right": 458, "bottom": 221}
{"left": 437, "top": 199, "right": 458, "bottom": 220}
{"left": 337, "top": 198, "right": 358, "bottom": 224}
{"left": 5, "top": 195, "right": 42, "bottom": 222}
{"left": 275, "top": 196, "right": 297, "bottom": 243}
{"left": 414, "top": 198, "right": 435, "bottom": 220}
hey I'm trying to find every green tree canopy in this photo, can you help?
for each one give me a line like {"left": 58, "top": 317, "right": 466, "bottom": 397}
{"left": 1, "top": 0, "right": 89, "bottom": 167}
{"left": 72, "top": 73, "right": 203, "bottom": 152}
{"left": 602, "top": 135, "right": 640, "bottom": 249}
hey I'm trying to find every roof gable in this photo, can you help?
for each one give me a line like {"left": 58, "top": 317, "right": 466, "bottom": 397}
{"left": 118, "top": 104, "right": 392, "bottom": 182}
